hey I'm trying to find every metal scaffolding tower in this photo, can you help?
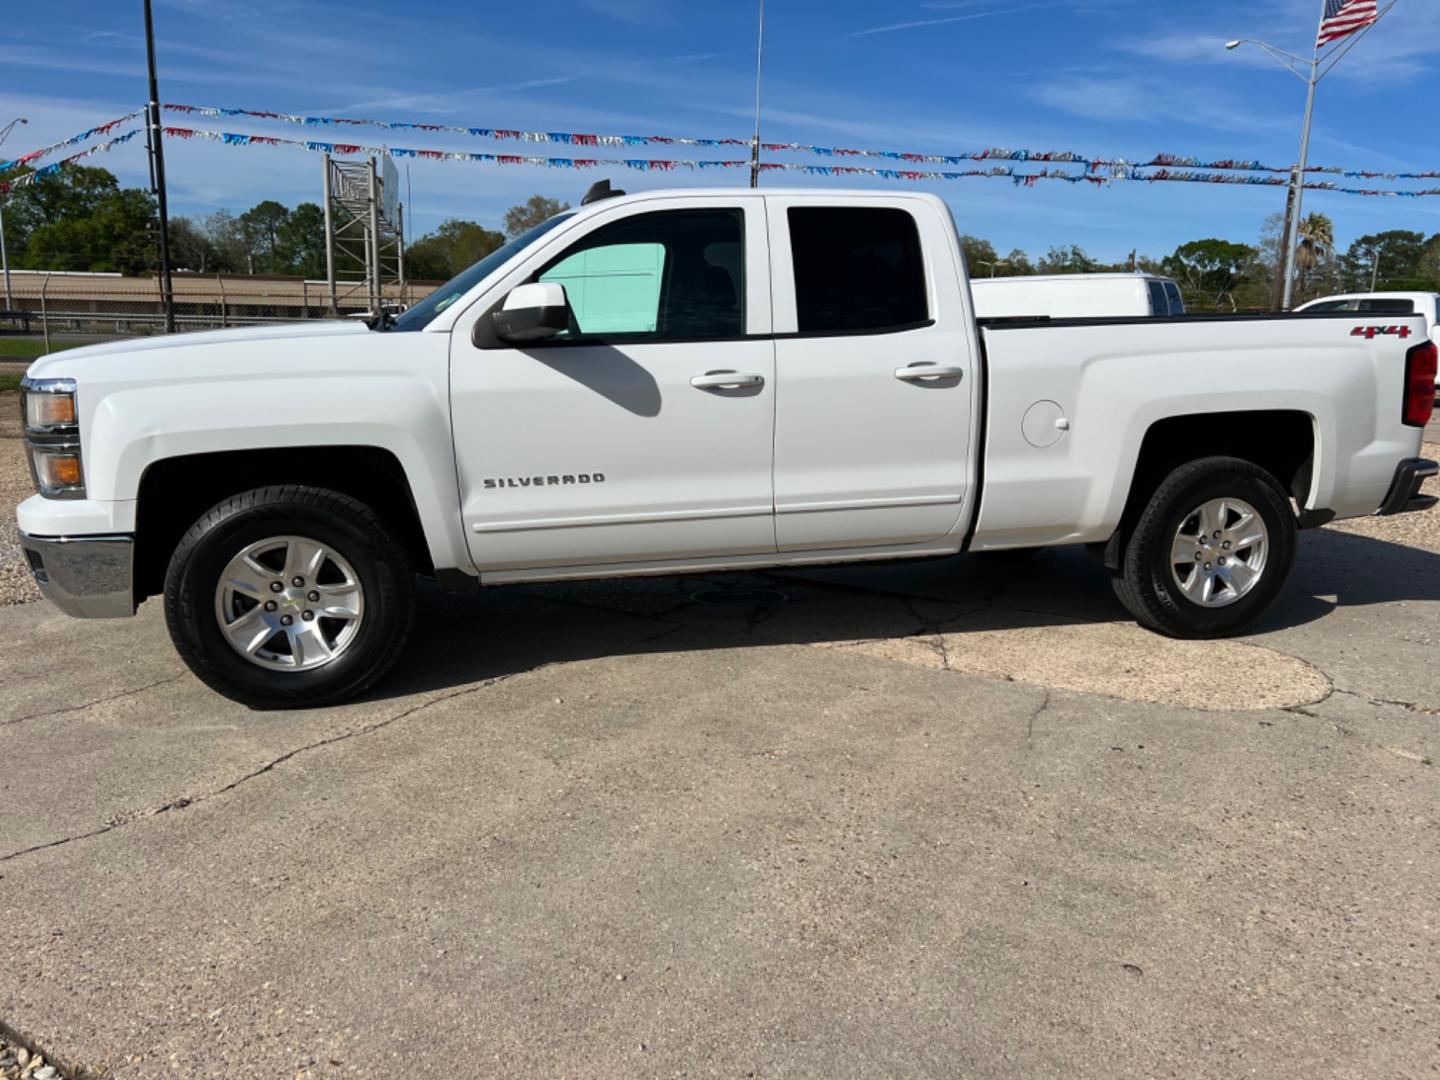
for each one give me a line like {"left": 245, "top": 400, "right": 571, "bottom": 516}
{"left": 321, "top": 154, "right": 405, "bottom": 318}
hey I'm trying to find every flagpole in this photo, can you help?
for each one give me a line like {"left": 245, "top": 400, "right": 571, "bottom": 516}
{"left": 1278, "top": 0, "right": 1327, "bottom": 312}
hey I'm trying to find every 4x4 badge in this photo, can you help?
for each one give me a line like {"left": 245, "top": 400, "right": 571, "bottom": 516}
{"left": 1351, "top": 325, "right": 1412, "bottom": 340}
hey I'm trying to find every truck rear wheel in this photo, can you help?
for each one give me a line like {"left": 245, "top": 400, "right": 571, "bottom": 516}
{"left": 163, "top": 486, "right": 416, "bottom": 708}
{"left": 1112, "top": 456, "right": 1297, "bottom": 638}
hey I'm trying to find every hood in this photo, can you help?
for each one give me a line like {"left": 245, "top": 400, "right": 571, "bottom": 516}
{"left": 26, "top": 320, "right": 372, "bottom": 378}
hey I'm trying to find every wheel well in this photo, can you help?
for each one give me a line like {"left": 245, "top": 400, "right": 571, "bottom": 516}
{"left": 1104, "top": 410, "right": 1316, "bottom": 567}
{"left": 134, "top": 446, "right": 435, "bottom": 601}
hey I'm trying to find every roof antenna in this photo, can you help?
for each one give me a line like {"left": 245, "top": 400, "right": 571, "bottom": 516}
{"left": 750, "top": 0, "right": 766, "bottom": 189}
{"left": 582, "top": 179, "right": 625, "bottom": 206}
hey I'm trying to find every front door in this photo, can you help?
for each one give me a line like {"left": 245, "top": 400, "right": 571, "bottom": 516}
{"left": 450, "top": 198, "right": 776, "bottom": 572}
{"left": 766, "top": 196, "right": 977, "bottom": 551}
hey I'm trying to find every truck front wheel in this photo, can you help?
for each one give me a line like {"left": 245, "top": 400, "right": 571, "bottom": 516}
{"left": 163, "top": 486, "right": 416, "bottom": 708}
{"left": 1112, "top": 456, "right": 1297, "bottom": 638}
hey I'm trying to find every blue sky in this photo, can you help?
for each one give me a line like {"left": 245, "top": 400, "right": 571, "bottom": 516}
{"left": 4, "top": 0, "right": 1439, "bottom": 262}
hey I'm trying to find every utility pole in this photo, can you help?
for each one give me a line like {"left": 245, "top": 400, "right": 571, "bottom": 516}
{"left": 143, "top": 0, "right": 176, "bottom": 333}
{"left": 0, "top": 117, "right": 27, "bottom": 312}
{"left": 749, "top": 0, "right": 766, "bottom": 189}
{"left": 1370, "top": 250, "right": 1382, "bottom": 292}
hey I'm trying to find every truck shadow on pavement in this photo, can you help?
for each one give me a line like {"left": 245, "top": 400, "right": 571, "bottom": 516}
{"left": 368, "top": 526, "right": 1440, "bottom": 703}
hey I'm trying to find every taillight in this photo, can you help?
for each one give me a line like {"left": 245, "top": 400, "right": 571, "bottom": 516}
{"left": 1404, "top": 341, "right": 1438, "bottom": 427}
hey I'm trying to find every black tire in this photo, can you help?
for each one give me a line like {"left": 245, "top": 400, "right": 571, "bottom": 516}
{"left": 1112, "top": 456, "right": 1297, "bottom": 639}
{"left": 164, "top": 485, "right": 416, "bottom": 709}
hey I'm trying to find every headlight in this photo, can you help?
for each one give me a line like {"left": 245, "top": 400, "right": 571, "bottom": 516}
{"left": 20, "top": 377, "right": 85, "bottom": 499}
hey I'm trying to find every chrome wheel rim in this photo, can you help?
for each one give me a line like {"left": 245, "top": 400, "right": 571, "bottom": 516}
{"left": 1169, "top": 498, "right": 1269, "bottom": 609}
{"left": 214, "top": 535, "right": 365, "bottom": 672}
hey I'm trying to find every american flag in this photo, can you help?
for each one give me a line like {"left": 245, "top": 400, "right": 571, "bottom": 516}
{"left": 1317, "top": 0, "right": 1379, "bottom": 47}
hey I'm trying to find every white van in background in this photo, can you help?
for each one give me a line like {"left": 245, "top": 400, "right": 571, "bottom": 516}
{"left": 1297, "top": 292, "right": 1440, "bottom": 389}
{"left": 970, "top": 273, "right": 1185, "bottom": 320}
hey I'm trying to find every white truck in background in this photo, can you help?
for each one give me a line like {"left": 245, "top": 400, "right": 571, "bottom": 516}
{"left": 971, "top": 272, "right": 1184, "bottom": 320}
{"left": 1297, "top": 292, "right": 1440, "bottom": 389}
{"left": 16, "top": 185, "right": 1438, "bottom": 707}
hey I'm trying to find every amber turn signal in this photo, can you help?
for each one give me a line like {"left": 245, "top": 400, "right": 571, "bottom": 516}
{"left": 31, "top": 448, "right": 84, "bottom": 494}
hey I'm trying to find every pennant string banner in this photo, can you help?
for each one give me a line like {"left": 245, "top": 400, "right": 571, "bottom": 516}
{"left": 0, "top": 110, "right": 145, "bottom": 175}
{"left": 7, "top": 114, "right": 1440, "bottom": 200}
{"left": 0, "top": 129, "right": 143, "bottom": 194}
{"left": 161, "top": 101, "right": 1440, "bottom": 181}
{"left": 154, "top": 125, "right": 1440, "bottom": 198}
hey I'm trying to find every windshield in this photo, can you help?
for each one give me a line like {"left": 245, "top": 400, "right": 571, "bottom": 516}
{"left": 390, "top": 212, "right": 577, "bottom": 332}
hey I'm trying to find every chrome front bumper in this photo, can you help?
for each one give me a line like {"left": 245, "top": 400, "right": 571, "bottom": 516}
{"left": 17, "top": 531, "right": 136, "bottom": 618}
{"left": 1377, "top": 458, "right": 1439, "bottom": 517}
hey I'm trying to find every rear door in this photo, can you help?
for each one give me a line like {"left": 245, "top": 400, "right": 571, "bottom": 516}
{"left": 765, "top": 196, "right": 977, "bottom": 552}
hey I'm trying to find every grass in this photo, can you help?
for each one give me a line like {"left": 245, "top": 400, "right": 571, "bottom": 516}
{"left": 0, "top": 338, "right": 83, "bottom": 359}
{"left": 0, "top": 373, "right": 23, "bottom": 393}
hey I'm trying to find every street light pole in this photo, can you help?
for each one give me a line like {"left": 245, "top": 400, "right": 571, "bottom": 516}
{"left": 0, "top": 116, "right": 29, "bottom": 312}
{"left": 749, "top": 0, "right": 766, "bottom": 189}
{"left": 1227, "top": 0, "right": 1398, "bottom": 311}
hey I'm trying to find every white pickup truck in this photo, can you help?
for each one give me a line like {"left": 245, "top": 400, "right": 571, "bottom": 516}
{"left": 17, "top": 185, "right": 1439, "bottom": 707}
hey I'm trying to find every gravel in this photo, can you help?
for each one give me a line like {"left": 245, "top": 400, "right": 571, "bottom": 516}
{"left": 0, "top": 1033, "right": 61, "bottom": 1080}
{"left": 0, "top": 391, "right": 42, "bottom": 607}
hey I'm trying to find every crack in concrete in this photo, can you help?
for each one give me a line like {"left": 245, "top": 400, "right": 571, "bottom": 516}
{"left": 1026, "top": 690, "right": 1052, "bottom": 744}
{"left": 1332, "top": 687, "right": 1440, "bottom": 718}
{"left": 0, "top": 669, "right": 537, "bottom": 865}
{"left": 1, "top": 673, "right": 188, "bottom": 727}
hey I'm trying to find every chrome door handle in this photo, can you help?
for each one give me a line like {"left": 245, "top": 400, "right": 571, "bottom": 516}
{"left": 895, "top": 364, "right": 964, "bottom": 383}
{"left": 691, "top": 371, "right": 765, "bottom": 390}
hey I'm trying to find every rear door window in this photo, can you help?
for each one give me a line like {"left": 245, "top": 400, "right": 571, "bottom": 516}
{"left": 1163, "top": 282, "right": 1184, "bottom": 315}
{"left": 1356, "top": 298, "right": 1415, "bottom": 314}
{"left": 1147, "top": 281, "right": 1167, "bottom": 316}
{"left": 1303, "top": 300, "right": 1356, "bottom": 313}
{"left": 787, "top": 207, "right": 928, "bottom": 334}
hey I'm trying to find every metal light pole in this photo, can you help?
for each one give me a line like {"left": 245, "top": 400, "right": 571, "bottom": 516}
{"left": 0, "top": 117, "right": 28, "bottom": 312}
{"left": 749, "top": 0, "right": 766, "bottom": 189}
{"left": 1226, "top": 0, "right": 1397, "bottom": 311}
{"left": 143, "top": 0, "right": 176, "bottom": 333}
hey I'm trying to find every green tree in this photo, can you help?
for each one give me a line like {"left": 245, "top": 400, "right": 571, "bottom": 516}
{"left": 169, "top": 217, "right": 219, "bottom": 273}
{"left": 275, "top": 202, "right": 327, "bottom": 278}
{"left": 1036, "top": 244, "right": 1097, "bottom": 274}
{"left": 1, "top": 164, "right": 121, "bottom": 256}
{"left": 502, "top": 195, "right": 570, "bottom": 239}
{"left": 237, "top": 199, "right": 291, "bottom": 273}
{"left": 1161, "top": 238, "right": 1255, "bottom": 310}
{"left": 958, "top": 235, "right": 999, "bottom": 276}
{"left": 21, "top": 185, "right": 156, "bottom": 274}
{"left": 407, "top": 219, "right": 505, "bottom": 280}
{"left": 1418, "top": 234, "right": 1440, "bottom": 289}
{"left": 197, "top": 210, "right": 248, "bottom": 273}
{"left": 1340, "top": 230, "right": 1426, "bottom": 291}
{"left": 1000, "top": 248, "right": 1034, "bottom": 276}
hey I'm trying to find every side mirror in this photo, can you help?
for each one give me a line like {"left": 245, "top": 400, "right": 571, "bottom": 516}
{"left": 493, "top": 282, "right": 570, "bottom": 344}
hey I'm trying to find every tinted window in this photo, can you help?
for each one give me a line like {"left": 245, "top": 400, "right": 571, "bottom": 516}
{"left": 1163, "top": 282, "right": 1184, "bottom": 315}
{"left": 537, "top": 209, "right": 743, "bottom": 340}
{"left": 788, "top": 207, "right": 927, "bottom": 333}
{"left": 1303, "top": 300, "right": 1355, "bottom": 313}
{"left": 1357, "top": 298, "right": 1415, "bottom": 314}
{"left": 1147, "top": 281, "right": 1167, "bottom": 315}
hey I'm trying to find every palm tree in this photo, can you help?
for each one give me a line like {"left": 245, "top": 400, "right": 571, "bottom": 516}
{"left": 1294, "top": 212, "right": 1336, "bottom": 301}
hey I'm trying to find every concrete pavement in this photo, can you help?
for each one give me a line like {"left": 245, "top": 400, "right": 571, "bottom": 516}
{"left": 2, "top": 528, "right": 1437, "bottom": 1078}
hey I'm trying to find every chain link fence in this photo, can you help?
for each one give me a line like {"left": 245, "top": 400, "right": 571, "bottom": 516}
{"left": 0, "top": 272, "right": 434, "bottom": 373}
